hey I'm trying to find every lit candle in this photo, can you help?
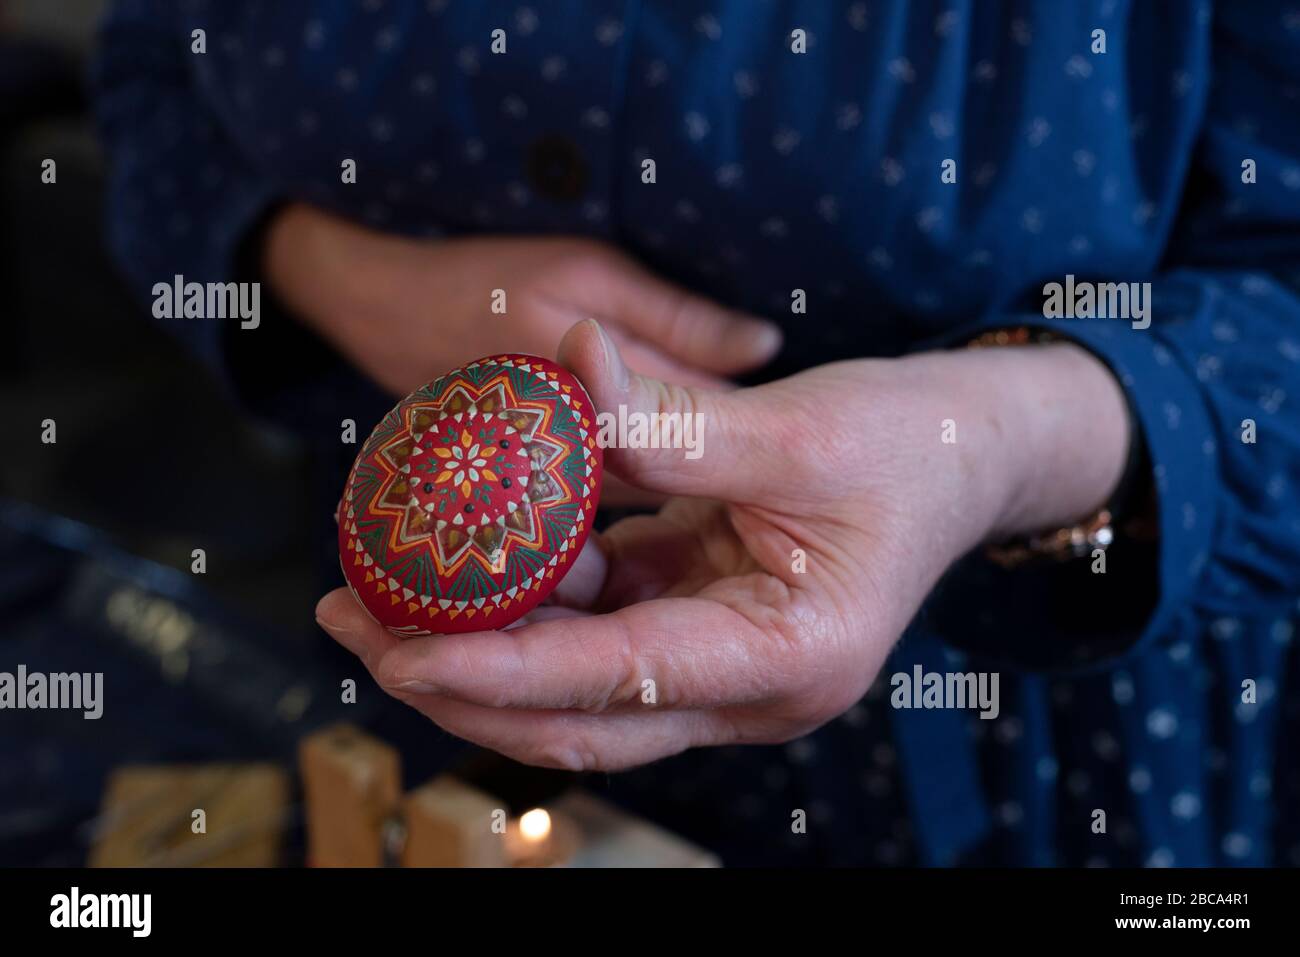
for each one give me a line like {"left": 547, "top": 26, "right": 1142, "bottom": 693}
{"left": 519, "top": 808, "right": 552, "bottom": 846}
{"left": 505, "top": 807, "right": 576, "bottom": 867}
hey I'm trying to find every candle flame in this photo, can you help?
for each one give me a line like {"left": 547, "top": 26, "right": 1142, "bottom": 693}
{"left": 519, "top": 808, "right": 552, "bottom": 843}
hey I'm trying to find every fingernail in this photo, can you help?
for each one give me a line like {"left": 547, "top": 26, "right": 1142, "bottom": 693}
{"left": 314, "top": 592, "right": 350, "bottom": 629}
{"left": 315, "top": 615, "right": 353, "bottom": 640}
{"left": 756, "top": 321, "right": 783, "bottom": 355}
{"left": 317, "top": 615, "right": 368, "bottom": 666}
{"left": 390, "top": 677, "right": 441, "bottom": 694}
{"left": 591, "top": 319, "right": 630, "bottom": 391}
{"left": 743, "top": 318, "right": 783, "bottom": 358}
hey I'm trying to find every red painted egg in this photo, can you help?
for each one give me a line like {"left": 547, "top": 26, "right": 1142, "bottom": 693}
{"left": 338, "top": 354, "right": 603, "bottom": 636}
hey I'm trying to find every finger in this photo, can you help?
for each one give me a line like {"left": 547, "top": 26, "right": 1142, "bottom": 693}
{"left": 506, "top": 606, "right": 594, "bottom": 631}
{"left": 392, "top": 692, "right": 728, "bottom": 771}
{"left": 374, "top": 595, "right": 772, "bottom": 712}
{"left": 559, "top": 318, "right": 783, "bottom": 500}
{"left": 530, "top": 293, "right": 729, "bottom": 389}
{"left": 316, "top": 587, "right": 402, "bottom": 671}
{"left": 574, "top": 255, "right": 782, "bottom": 374}
{"left": 595, "top": 506, "right": 721, "bottom": 608}
{"left": 596, "top": 473, "right": 669, "bottom": 509}
{"left": 546, "top": 534, "right": 607, "bottom": 608}
{"left": 319, "top": 581, "right": 596, "bottom": 652}
{"left": 606, "top": 331, "right": 730, "bottom": 391}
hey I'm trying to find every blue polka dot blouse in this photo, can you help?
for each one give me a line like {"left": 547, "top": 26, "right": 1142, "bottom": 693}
{"left": 93, "top": 1, "right": 1300, "bottom": 866}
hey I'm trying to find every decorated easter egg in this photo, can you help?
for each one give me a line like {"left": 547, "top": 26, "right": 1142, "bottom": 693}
{"left": 338, "top": 354, "right": 603, "bottom": 636}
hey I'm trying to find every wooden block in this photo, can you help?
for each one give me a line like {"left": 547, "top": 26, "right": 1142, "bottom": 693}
{"left": 89, "top": 764, "right": 289, "bottom": 867}
{"left": 401, "top": 776, "right": 508, "bottom": 868}
{"left": 299, "top": 723, "right": 402, "bottom": 867}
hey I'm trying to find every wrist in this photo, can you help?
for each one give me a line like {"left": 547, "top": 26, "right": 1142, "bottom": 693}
{"left": 261, "top": 203, "right": 405, "bottom": 345}
{"left": 946, "top": 341, "right": 1132, "bottom": 542}
{"left": 880, "top": 341, "right": 1130, "bottom": 559}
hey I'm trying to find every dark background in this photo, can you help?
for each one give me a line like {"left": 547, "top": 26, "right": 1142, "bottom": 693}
{"left": 1, "top": 0, "right": 317, "bottom": 642}
{"left": 0, "top": 0, "right": 526, "bottom": 867}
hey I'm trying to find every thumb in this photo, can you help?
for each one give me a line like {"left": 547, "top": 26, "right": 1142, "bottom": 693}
{"left": 559, "top": 319, "right": 779, "bottom": 501}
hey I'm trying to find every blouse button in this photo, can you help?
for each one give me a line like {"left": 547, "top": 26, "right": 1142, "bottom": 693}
{"left": 526, "top": 134, "right": 588, "bottom": 202}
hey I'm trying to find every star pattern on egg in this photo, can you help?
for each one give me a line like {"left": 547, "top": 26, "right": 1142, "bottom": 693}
{"left": 339, "top": 355, "right": 602, "bottom": 636}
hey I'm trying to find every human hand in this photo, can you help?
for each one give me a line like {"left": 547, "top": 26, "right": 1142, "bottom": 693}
{"left": 262, "top": 203, "right": 782, "bottom": 398}
{"left": 316, "top": 320, "right": 1130, "bottom": 770}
